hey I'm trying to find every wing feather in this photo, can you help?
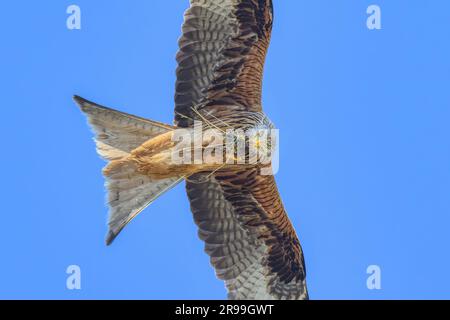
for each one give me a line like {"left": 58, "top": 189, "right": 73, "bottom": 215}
{"left": 174, "top": 0, "right": 274, "bottom": 127}
{"left": 187, "top": 170, "right": 308, "bottom": 300}
{"left": 176, "top": 0, "right": 306, "bottom": 300}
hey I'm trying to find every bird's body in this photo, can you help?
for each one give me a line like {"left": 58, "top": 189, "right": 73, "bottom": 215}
{"left": 76, "top": 0, "right": 308, "bottom": 300}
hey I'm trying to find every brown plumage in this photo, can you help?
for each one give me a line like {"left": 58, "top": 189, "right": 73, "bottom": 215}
{"left": 76, "top": 0, "right": 308, "bottom": 300}
{"left": 175, "top": 0, "right": 273, "bottom": 127}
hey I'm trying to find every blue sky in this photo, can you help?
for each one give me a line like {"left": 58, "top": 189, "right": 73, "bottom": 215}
{"left": 0, "top": 1, "right": 449, "bottom": 299}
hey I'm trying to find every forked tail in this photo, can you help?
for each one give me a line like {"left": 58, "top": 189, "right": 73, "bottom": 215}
{"left": 74, "top": 95, "right": 182, "bottom": 244}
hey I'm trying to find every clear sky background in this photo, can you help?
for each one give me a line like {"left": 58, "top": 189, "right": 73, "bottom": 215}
{"left": 1, "top": 1, "right": 449, "bottom": 299}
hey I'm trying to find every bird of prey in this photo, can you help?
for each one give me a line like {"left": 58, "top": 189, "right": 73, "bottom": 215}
{"left": 75, "top": 0, "right": 308, "bottom": 300}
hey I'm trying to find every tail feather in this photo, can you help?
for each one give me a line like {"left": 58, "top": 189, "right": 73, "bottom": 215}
{"left": 74, "top": 95, "right": 174, "bottom": 160}
{"left": 75, "top": 95, "right": 182, "bottom": 245}
{"left": 104, "top": 160, "right": 182, "bottom": 245}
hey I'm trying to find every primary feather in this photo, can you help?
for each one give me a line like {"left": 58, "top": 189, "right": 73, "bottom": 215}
{"left": 175, "top": 0, "right": 309, "bottom": 299}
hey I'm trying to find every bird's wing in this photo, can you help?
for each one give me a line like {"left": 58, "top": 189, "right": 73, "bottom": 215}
{"left": 174, "top": 0, "right": 273, "bottom": 127}
{"left": 187, "top": 169, "right": 308, "bottom": 300}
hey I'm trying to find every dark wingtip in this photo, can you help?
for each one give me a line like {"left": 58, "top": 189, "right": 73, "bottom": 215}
{"left": 73, "top": 95, "right": 99, "bottom": 108}
{"left": 73, "top": 95, "right": 88, "bottom": 109}
{"left": 105, "top": 230, "right": 117, "bottom": 246}
{"left": 73, "top": 94, "right": 83, "bottom": 103}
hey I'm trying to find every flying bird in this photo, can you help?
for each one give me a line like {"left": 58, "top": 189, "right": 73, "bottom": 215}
{"left": 75, "top": 0, "right": 308, "bottom": 300}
